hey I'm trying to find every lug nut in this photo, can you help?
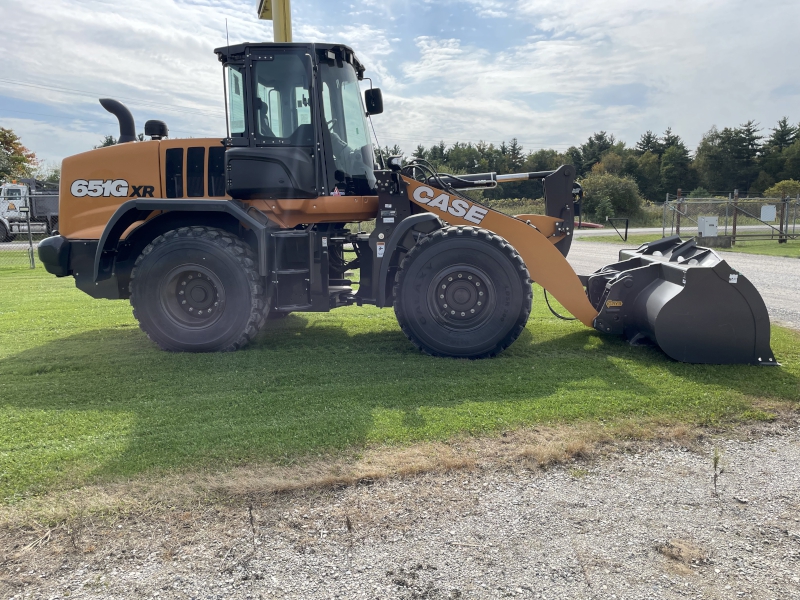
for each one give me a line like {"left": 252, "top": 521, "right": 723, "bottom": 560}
{"left": 460, "top": 312, "right": 465, "bottom": 316}
{"left": 440, "top": 294, "right": 444, "bottom": 299}
{"left": 441, "top": 284, "right": 446, "bottom": 289}
{"left": 448, "top": 277, "right": 453, "bottom": 282}
{"left": 179, "top": 291, "right": 184, "bottom": 295}
{"left": 470, "top": 309, "right": 475, "bottom": 313}
{"left": 189, "top": 307, "right": 193, "bottom": 312}
{"left": 479, "top": 291, "right": 484, "bottom": 296}
{"left": 451, "top": 310, "right": 455, "bottom": 315}
{"left": 475, "top": 282, "right": 480, "bottom": 287}
{"left": 443, "top": 303, "right": 448, "bottom": 308}
{"left": 458, "top": 274, "right": 462, "bottom": 278}
{"left": 181, "top": 300, "right": 186, "bottom": 305}
{"left": 477, "top": 301, "right": 482, "bottom": 306}
{"left": 181, "top": 281, "right": 186, "bottom": 286}
{"left": 188, "top": 275, "right": 193, "bottom": 280}
{"left": 468, "top": 276, "right": 473, "bottom": 280}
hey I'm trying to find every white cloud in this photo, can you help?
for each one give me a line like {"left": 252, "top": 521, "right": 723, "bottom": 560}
{"left": 1, "top": 0, "right": 798, "bottom": 164}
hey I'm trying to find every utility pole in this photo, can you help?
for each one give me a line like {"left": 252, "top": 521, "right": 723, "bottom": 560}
{"left": 257, "top": 0, "right": 292, "bottom": 42}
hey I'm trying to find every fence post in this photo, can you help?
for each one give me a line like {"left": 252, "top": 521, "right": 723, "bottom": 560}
{"left": 675, "top": 188, "right": 682, "bottom": 236}
{"left": 662, "top": 196, "right": 667, "bottom": 238}
{"left": 778, "top": 192, "right": 788, "bottom": 244}
{"left": 725, "top": 193, "right": 730, "bottom": 235}
{"left": 731, "top": 189, "right": 739, "bottom": 246}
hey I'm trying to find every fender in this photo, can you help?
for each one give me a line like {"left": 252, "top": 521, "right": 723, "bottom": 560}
{"left": 93, "top": 199, "right": 271, "bottom": 282}
{"left": 376, "top": 212, "right": 441, "bottom": 308}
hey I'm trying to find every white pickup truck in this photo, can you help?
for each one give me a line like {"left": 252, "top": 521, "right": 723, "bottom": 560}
{"left": 0, "top": 181, "right": 58, "bottom": 242}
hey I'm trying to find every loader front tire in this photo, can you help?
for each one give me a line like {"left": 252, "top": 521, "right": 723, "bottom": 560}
{"left": 393, "top": 226, "right": 532, "bottom": 358}
{"left": 129, "top": 227, "right": 267, "bottom": 352}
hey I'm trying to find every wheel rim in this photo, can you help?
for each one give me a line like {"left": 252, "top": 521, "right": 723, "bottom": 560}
{"left": 159, "top": 264, "right": 226, "bottom": 328}
{"left": 427, "top": 265, "right": 496, "bottom": 331}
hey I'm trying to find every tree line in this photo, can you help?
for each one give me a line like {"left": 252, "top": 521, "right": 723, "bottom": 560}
{"left": 401, "top": 118, "right": 800, "bottom": 219}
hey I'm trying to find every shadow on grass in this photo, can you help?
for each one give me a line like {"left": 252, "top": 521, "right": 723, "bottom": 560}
{"left": 0, "top": 313, "right": 798, "bottom": 498}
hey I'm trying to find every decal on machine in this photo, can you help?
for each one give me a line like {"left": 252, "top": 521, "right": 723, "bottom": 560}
{"left": 410, "top": 185, "right": 488, "bottom": 225}
{"left": 70, "top": 179, "right": 156, "bottom": 198}
{"left": 605, "top": 300, "right": 623, "bottom": 308}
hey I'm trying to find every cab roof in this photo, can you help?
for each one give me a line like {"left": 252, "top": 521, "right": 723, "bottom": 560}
{"left": 214, "top": 42, "right": 366, "bottom": 79}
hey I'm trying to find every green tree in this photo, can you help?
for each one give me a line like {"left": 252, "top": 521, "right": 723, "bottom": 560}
{"left": 688, "top": 187, "right": 710, "bottom": 198}
{"left": 579, "top": 132, "right": 615, "bottom": 174}
{"left": 0, "top": 128, "right": 38, "bottom": 180}
{"left": 778, "top": 139, "right": 800, "bottom": 181}
{"left": 763, "top": 179, "right": 800, "bottom": 198}
{"left": 95, "top": 134, "right": 117, "bottom": 148}
{"left": 635, "top": 130, "right": 661, "bottom": 155}
{"left": 635, "top": 150, "right": 662, "bottom": 201}
{"left": 592, "top": 152, "right": 623, "bottom": 175}
{"left": 660, "top": 144, "right": 693, "bottom": 195}
{"left": 765, "top": 117, "right": 797, "bottom": 152}
{"left": 579, "top": 172, "right": 643, "bottom": 218}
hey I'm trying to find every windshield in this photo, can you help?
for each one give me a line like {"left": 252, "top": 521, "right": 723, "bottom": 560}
{"left": 5, "top": 188, "right": 22, "bottom": 197}
{"left": 319, "top": 61, "right": 376, "bottom": 195}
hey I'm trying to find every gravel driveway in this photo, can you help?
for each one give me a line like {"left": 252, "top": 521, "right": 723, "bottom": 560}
{"left": 3, "top": 425, "right": 800, "bottom": 599}
{"left": 567, "top": 241, "right": 800, "bottom": 331}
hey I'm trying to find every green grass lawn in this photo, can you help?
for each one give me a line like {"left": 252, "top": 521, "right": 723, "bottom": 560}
{"left": 1, "top": 267, "right": 798, "bottom": 503}
{"left": 583, "top": 234, "right": 800, "bottom": 258}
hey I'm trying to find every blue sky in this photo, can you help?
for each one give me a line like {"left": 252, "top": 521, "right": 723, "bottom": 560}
{"left": 1, "top": 0, "right": 799, "bottom": 167}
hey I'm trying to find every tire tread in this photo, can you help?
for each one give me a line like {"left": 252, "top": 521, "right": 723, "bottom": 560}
{"left": 393, "top": 226, "right": 532, "bottom": 359}
{"left": 129, "top": 226, "right": 267, "bottom": 352}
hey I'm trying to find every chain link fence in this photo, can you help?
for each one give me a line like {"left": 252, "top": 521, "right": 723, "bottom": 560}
{"left": 0, "top": 190, "right": 58, "bottom": 271}
{"left": 662, "top": 194, "right": 799, "bottom": 244}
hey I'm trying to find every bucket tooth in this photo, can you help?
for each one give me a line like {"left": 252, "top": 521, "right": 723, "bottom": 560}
{"left": 585, "top": 236, "right": 777, "bottom": 366}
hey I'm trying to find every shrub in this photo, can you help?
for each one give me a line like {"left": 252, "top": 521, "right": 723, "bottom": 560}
{"left": 763, "top": 179, "right": 800, "bottom": 198}
{"left": 579, "top": 172, "right": 643, "bottom": 219}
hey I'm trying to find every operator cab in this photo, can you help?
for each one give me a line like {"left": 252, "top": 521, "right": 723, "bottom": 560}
{"left": 216, "top": 42, "right": 383, "bottom": 201}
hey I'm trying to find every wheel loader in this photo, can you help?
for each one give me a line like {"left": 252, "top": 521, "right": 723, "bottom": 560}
{"left": 38, "top": 42, "right": 777, "bottom": 365}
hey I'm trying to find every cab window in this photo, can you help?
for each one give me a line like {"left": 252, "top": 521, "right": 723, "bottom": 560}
{"left": 252, "top": 53, "right": 313, "bottom": 145}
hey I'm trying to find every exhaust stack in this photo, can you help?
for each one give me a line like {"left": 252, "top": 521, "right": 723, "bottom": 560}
{"left": 99, "top": 98, "right": 136, "bottom": 143}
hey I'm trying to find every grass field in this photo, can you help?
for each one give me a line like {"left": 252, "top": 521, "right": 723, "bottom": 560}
{"left": 584, "top": 234, "right": 800, "bottom": 258}
{"left": 0, "top": 267, "right": 798, "bottom": 504}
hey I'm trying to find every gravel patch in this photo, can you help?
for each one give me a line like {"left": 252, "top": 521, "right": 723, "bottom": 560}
{"left": 3, "top": 426, "right": 800, "bottom": 599}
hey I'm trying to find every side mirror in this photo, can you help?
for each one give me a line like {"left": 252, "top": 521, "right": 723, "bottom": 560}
{"left": 145, "top": 120, "right": 169, "bottom": 140}
{"left": 364, "top": 88, "right": 383, "bottom": 116}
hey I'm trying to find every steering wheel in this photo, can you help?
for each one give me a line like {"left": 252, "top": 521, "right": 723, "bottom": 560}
{"left": 326, "top": 118, "right": 337, "bottom": 131}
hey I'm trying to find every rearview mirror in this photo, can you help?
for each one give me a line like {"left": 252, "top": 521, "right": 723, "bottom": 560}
{"left": 365, "top": 88, "right": 383, "bottom": 116}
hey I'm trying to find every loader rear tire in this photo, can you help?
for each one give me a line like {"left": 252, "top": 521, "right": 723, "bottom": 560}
{"left": 393, "top": 226, "right": 532, "bottom": 359}
{"left": 129, "top": 226, "right": 267, "bottom": 352}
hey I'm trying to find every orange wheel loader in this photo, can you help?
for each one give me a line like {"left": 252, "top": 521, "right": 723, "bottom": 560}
{"left": 37, "top": 42, "right": 777, "bottom": 365}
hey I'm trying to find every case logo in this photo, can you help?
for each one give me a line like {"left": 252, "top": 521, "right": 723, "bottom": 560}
{"left": 605, "top": 300, "right": 623, "bottom": 308}
{"left": 70, "top": 180, "right": 156, "bottom": 198}
{"left": 410, "top": 185, "right": 488, "bottom": 225}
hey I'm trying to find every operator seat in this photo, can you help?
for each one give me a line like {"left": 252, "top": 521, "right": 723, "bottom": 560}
{"left": 256, "top": 98, "right": 275, "bottom": 138}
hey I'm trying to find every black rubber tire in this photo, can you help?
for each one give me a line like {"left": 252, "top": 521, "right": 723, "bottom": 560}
{"left": 0, "top": 222, "right": 9, "bottom": 243}
{"left": 129, "top": 226, "right": 268, "bottom": 352}
{"left": 393, "top": 226, "right": 532, "bottom": 358}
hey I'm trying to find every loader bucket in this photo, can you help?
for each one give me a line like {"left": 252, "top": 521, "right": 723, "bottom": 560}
{"left": 585, "top": 236, "right": 777, "bottom": 365}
